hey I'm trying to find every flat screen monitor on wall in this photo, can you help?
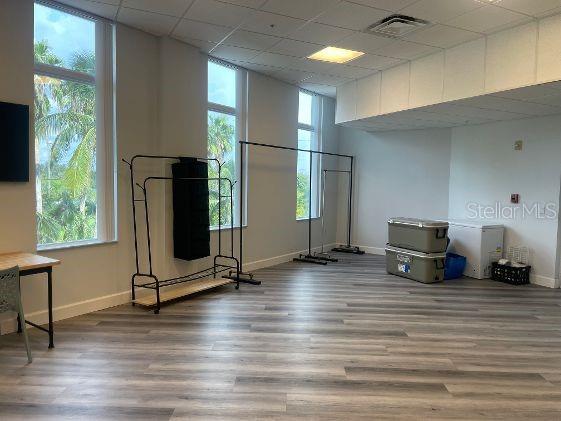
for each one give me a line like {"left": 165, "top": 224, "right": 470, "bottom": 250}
{"left": 0, "top": 101, "right": 29, "bottom": 182}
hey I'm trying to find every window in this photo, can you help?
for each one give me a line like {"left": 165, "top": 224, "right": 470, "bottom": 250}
{"left": 207, "top": 60, "right": 246, "bottom": 228}
{"left": 296, "top": 91, "right": 322, "bottom": 220}
{"left": 34, "top": 2, "right": 115, "bottom": 248}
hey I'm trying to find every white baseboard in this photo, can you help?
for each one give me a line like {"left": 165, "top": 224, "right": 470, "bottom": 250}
{"left": 353, "top": 245, "right": 385, "bottom": 256}
{"left": 531, "top": 274, "right": 560, "bottom": 289}
{"left": 244, "top": 243, "right": 337, "bottom": 271}
{"left": 0, "top": 291, "right": 130, "bottom": 335}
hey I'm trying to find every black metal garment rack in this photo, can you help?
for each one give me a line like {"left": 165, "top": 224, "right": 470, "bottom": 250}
{"left": 122, "top": 155, "right": 259, "bottom": 314}
{"left": 237, "top": 141, "right": 363, "bottom": 268}
{"left": 328, "top": 166, "right": 365, "bottom": 255}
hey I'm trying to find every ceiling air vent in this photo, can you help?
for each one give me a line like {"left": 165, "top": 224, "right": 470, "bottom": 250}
{"left": 365, "top": 15, "right": 430, "bottom": 38}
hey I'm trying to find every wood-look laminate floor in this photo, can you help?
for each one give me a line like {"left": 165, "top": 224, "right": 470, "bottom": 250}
{"left": 2, "top": 253, "right": 561, "bottom": 420}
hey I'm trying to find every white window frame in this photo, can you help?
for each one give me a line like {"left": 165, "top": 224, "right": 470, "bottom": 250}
{"left": 207, "top": 58, "right": 247, "bottom": 230}
{"left": 297, "top": 91, "right": 322, "bottom": 220}
{"left": 34, "top": 0, "right": 116, "bottom": 250}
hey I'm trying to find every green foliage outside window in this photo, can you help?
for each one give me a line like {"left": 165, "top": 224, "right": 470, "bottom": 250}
{"left": 34, "top": 41, "right": 97, "bottom": 245}
{"left": 207, "top": 112, "right": 236, "bottom": 227}
{"left": 296, "top": 173, "right": 310, "bottom": 219}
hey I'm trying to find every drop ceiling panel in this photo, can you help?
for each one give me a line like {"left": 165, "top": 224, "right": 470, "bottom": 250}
{"left": 454, "top": 95, "right": 561, "bottom": 116}
{"left": 288, "top": 22, "right": 353, "bottom": 44}
{"left": 182, "top": 38, "right": 216, "bottom": 53}
{"left": 173, "top": 19, "right": 232, "bottom": 43}
{"left": 221, "top": 0, "right": 267, "bottom": 8}
{"left": 230, "top": 60, "right": 281, "bottom": 74}
{"left": 347, "top": 0, "right": 418, "bottom": 12}
{"left": 250, "top": 51, "right": 304, "bottom": 68}
{"left": 88, "top": 0, "right": 121, "bottom": 5}
{"left": 262, "top": 0, "right": 339, "bottom": 20}
{"left": 211, "top": 45, "right": 260, "bottom": 61}
{"left": 498, "top": 0, "right": 561, "bottom": 17}
{"left": 423, "top": 103, "right": 528, "bottom": 121}
{"left": 122, "top": 0, "right": 192, "bottom": 17}
{"left": 404, "top": 110, "right": 471, "bottom": 125}
{"left": 118, "top": 8, "right": 178, "bottom": 36}
{"left": 289, "top": 58, "right": 341, "bottom": 74}
{"left": 222, "top": 30, "right": 281, "bottom": 50}
{"left": 314, "top": 1, "right": 390, "bottom": 31}
{"left": 446, "top": 4, "right": 530, "bottom": 34}
{"left": 524, "top": 94, "right": 561, "bottom": 107}
{"left": 347, "top": 53, "right": 404, "bottom": 70}
{"left": 270, "top": 68, "right": 313, "bottom": 83}
{"left": 241, "top": 10, "right": 305, "bottom": 36}
{"left": 400, "top": 0, "right": 484, "bottom": 24}
{"left": 268, "top": 39, "right": 323, "bottom": 58}
{"left": 185, "top": 0, "right": 257, "bottom": 28}
{"left": 325, "top": 65, "right": 376, "bottom": 79}
{"left": 333, "top": 32, "right": 394, "bottom": 55}
{"left": 490, "top": 84, "right": 561, "bottom": 102}
{"left": 306, "top": 73, "right": 353, "bottom": 86}
{"left": 404, "top": 24, "right": 481, "bottom": 49}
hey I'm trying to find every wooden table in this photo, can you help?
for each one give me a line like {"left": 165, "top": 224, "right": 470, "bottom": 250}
{"left": 0, "top": 252, "right": 61, "bottom": 348}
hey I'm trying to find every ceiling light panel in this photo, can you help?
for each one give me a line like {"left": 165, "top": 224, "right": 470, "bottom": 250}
{"left": 308, "top": 46, "right": 365, "bottom": 64}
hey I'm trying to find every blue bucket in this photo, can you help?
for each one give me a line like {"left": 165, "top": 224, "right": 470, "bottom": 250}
{"left": 444, "top": 253, "right": 467, "bottom": 280}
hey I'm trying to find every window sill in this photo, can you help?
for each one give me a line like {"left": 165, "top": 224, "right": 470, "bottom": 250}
{"left": 296, "top": 217, "right": 321, "bottom": 222}
{"left": 209, "top": 224, "right": 248, "bottom": 232}
{"left": 37, "top": 239, "right": 117, "bottom": 253}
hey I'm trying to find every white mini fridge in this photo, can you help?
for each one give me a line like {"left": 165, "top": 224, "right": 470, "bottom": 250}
{"left": 447, "top": 220, "right": 504, "bottom": 279}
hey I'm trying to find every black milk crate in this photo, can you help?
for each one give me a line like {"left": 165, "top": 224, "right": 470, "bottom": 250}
{"left": 491, "top": 262, "right": 531, "bottom": 285}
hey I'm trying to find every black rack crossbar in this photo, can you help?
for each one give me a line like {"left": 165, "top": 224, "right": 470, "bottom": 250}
{"left": 240, "top": 141, "right": 353, "bottom": 159}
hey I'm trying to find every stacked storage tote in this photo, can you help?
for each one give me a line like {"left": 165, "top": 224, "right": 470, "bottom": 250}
{"left": 385, "top": 218, "right": 448, "bottom": 284}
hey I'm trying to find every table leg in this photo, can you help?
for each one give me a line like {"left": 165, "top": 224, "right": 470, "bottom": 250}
{"left": 47, "top": 268, "right": 54, "bottom": 349}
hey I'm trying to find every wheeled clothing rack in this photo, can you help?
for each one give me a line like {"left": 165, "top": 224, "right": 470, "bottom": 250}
{"left": 123, "top": 154, "right": 260, "bottom": 314}
{"left": 238, "top": 141, "right": 363, "bottom": 266}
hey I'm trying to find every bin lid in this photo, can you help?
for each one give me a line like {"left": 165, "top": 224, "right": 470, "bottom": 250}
{"left": 388, "top": 217, "right": 449, "bottom": 229}
{"left": 448, "top": 219, "right": 504, "bottom": 229}
{"left": 385, "top": 245, "right": 446, "bottom": 259}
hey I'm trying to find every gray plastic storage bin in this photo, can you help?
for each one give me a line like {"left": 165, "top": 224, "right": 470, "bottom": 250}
{"left": 388, "top": 217, "right": 449, "bottom": 253}
{"left": 385, "top": 245, "right": 446, "bottom": 284}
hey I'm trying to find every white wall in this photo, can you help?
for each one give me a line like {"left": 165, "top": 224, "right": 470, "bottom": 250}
{"left": 449, "top": 116, "right": 561, "bottom": 288}
{"left": 336, "top": 127, "right": 452, "bottom": 253}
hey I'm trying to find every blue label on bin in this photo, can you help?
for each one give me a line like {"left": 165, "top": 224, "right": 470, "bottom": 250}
{"left": 398, "top": 263, "right": 410, "bottom": 273}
